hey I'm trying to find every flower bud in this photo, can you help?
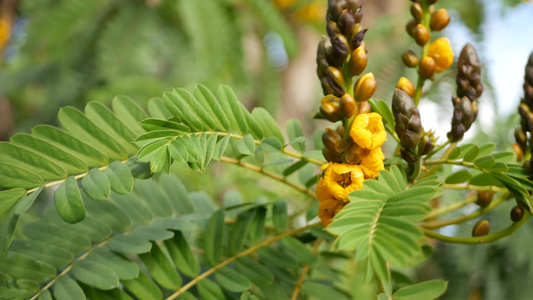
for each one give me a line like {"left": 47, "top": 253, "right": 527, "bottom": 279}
{"left": 353, "top": 73, "right": 377, "bottom": 102}
{"left": 396, "top": 77, "right": 415, "bottom": 98}
{"left": 413, "top": 24, "right": 430, "bottom": 46}
{"left": 419, "top": 56, "right": 436, "bottom": 79}
{"left": 350, "top": 29, "right": 367, "bottom": 51}
{"left": 320, "top": 77, "right": 335, "bottom": 95}
{"left": 428, "top": 37, "right": 453, "bottom": 73}
{"left": 320, "top": 95, "right": 342, "bottom": 122}
{"left": 338, "top": 9, "right": 355, "bottom": 36}
{"left": 327, "top": 0, "right": 346, "bottom": 21}
{"left": 402, "top": 50, "right": 419, "bottom": 68}
{"left": 512, "top": 143, "right": 524, "bottom": 161}
{"left": 322, "top": 128, "right": 341, "bottom": 152}
{"left": 336, "top": 124, "right": 345, "bottom": 138}
{"left": 334, "top": 137, "right": 352, "bottom": 154}
{"left": 345, "top": 142, "right": 362, "bottom": 164}
{"left": 401, "top": 148, "right": 418, "bottom": 163}
{"left": 327, "top": 66, "right": 346, "bottom": 97}
{"left": 418, "top": 134, "right": 433, "bottom": 155}
{"left": 356, "top": 101, "right": 371, "bottom": 114}
{"left": 332, "top": 34, "right": 349, "bottom": 62}
{"left": 410, "top": 3, "right": 423, "bottom": 21}
{"left": 405, "top": 19, "right": 418, "bottom": 38}
{"left": 326, "top": 21, "right": 340, "bottom": 40}
{"left": 476, "top": 191, "right": 493, "bottom": 207}
{"left": 349, "top": 47, "right": 368, "bottom": 76}
{"left": 472, "top": 220, "right": 490, "bottom": 237}
{"left": 322, "top": 147, "right": 342, "bottom": 163}
{"left": 430, "top": 9, "right": 450, "bottom": 31}
{"left": 510, "top": 205, "right": 525, "bottom": 222}
{"left": 340, "top": 93, "right": 356, "bottom": 118}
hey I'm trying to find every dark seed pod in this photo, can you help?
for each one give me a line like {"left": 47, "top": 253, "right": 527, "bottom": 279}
{"left": 472, "top": 220, "right": 490, "bottom": 237}
{"left": 476, "top": 191, "right": 493, "bottom": 207}
{"left": 410, "top": 3, "right": 423, "bottom": 21}
{"left": 413, "top": 24, "right": 430, "bottom": 46}
{"left": 340, "top": 93, "right": 356, "bottom": 118}
{"left": 510, "top": 205, "right": 525, "bottom": 222}
{"left": 402, "top": 50, "right": 419, "bottom": 68}
{"left": 430, "top": 9, "right": 450, "bottom": 31}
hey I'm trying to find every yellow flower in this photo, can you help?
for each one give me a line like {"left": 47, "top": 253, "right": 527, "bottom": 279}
{"left": 427, "top": 37, "right": 453, "bottom": 73}
{"left": 349, "top": 112, "right": 387, "bottom": 150}
{"left": 359, "top": 147, "right": 385, "bottom": 178}
{"left": 321, "top": 162, "right": 365, "bottom": 200}
{"left": 318, "top": 199, "right": 344, "bottom": 227}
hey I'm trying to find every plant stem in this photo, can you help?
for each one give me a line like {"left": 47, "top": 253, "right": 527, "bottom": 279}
{"left": 421, "top": 193, "right": 507, "bottom": 229}
{"left": 421, "top": 191, "right": 477, "bottom": 220}
{"left": 413, "top": 0, "right": 431, "bottom": 107}
{"left": 166, "top": 222, "right": 322, "bottom": 300}
{"left": 29, "top": 239, "right": 110, "bottom": 300}
{"left": 422, "top": 211, "right": 530, "bottom": 244}
{"left": 290, "top": 239, "right": 323, "bottom": 300}
{"left": 219, "top": 156, "right": 317, "bottom": 200}
{"left": 445, "top": 184, "right": 507, "bottom": 193}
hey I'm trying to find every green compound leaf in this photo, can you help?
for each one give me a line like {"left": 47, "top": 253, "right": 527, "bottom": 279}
{"left": 53, "top": 275, "right": 86, "bottom": 300}
{"left": 0, "top": 188, "right": 26, "bottom": 215}
{"left": 444, "top": 170, "right": 472, "bottom": 184}
{"left": 81, "top": 168, "right": 111, "bottom": 201}
{"left": 198, "top": 278, "right": 225, "bottom": 300}
{"left": 215, "top": 266, "right": 251, "bottom": 293}
{"left": 235, "top": 256, "right": 274, "bottom": 287}
{"left": 71, "top": 259, "right": 119, "bottom": 290}
{"left": 164, "top": 231, "right": 199, "bottom": 278}
{"left": 286, "top": 119, "right": 305, "bottom": 153}
{"left": 205, "top": 209, "right": 226, "bottom": 266}
{"left": 328, "top": 166, "right": 440, "bottom": 268}
{"left": 393, "top": 279, "right": 448, "bottom": 300}
{"left": 104, "top": 161, "right": 134, "bottom": 195}
{"left": 54, "top": 176, "right": 86, "bottom": 224}
{"left": 139, "top": 243, "right": 182, "bottom": 290}
{"left": 122, "top": 271, "right": 162, "bottom": 300}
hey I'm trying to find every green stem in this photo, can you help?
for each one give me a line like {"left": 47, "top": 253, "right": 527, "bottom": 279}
{"left": 422, "top": 211, "right": 531, "bottom": 244}
{"left": 413, "top": 1, "right": 431, "bottom": 107}
{"left": 219, "top": 156, "right": 317, "bottom": 200}
{"left": 166, "top": 222, "right": 322, "bottom": 300}
{"left": 422, "top": 191, "right": 478, "bottom": 220}
{"left": 445, "top": 184, "right": 508, "bottom": 193}
{"left": 424, "top": 140, "right": 450, "bottom": 160}
{"left": 421, "top": 193, "right": 507, "bottom": 229}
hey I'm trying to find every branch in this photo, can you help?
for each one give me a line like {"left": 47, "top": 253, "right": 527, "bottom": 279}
{"left": 219, "top": 156, "right": 318, "bottom": 200}
{"left": 422, "top": 211, "right": 531, "bottom": 244}
{"left": 421, "top": 193, "right": 507, "bottom": 229}
{"left": 165, "top": 222, "right": 322, "bottom": 300}
{"left": 290, "top": 239, "right": 323, "bottom": 300}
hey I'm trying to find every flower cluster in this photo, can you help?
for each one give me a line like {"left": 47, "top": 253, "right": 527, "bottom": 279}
{"left": 316, "top": 112, "right": 386, "bottom": 226}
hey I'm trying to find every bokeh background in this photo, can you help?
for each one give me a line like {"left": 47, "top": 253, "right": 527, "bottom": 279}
{"left": 1, "top": 0, "right": 533, "bottom": 299}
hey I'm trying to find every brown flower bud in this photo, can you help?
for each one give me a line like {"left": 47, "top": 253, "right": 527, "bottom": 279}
{"left": 419, "top": 56, "right": 436, "bottom": 79}
{"left": 353, "top": 73, "right": 377, "bottom": 102}
{"left": 402, "top": 50, "right": 419, "bottom": 68}
{"left": 322, "top": 128, "right": 341, "bottom": 152}
{"left": 334, "top": 137, "right": 352, "bottom": 154}
{"left": 323, "top": 147, "right": 342, "bottom": 163}
{"left": 356, "top": 101, "right": 371, "bottom": 114}
{"left": 401, "top": 148, "right": 418, "bottom": 163}
{"left": 410, "top": 3, "right": 423, "bottom": 21}
{"left": 349, "top": 47, "right": 368, "bottom": 76}
{"left": 510, "top": 205, "right": 525, "bottom": 222}
{"left": 327, "top": 66, "right": 346, "bottom": 97}
{"left": 320, "top": 77, "right": 335, "bottom": 96}
{"left": 472, "top": 220, "right": 490, "bottom": 237}
{"left": 418, "top": 134, "right": 433, "bottom": 155}
{"left": 396, "top": 77, "right": 416, "bottom": 98}
{"left": 326, "top": 21, "right": 340, "bottom": 40}
{"left": 340, "top": 94, "right": 356, "bottom": 118}
{"left": 512, "top": 144, "right": 524, "bottom": 161}
{"left": 350, "top": 29, "right": 367, "bottom": 51}
{"left": 430, "top": 9, "right": 450, "bottom": 31}
{"left": 345, "top": 142, "right": 362, "bottom": 164}
{"left": 338, "top": 9, "right": 355, "bottom": 36}
{"left": 515, "top": 128, "right": 527, "bottom": 152}
{"left": 413, "top": 24, "right": 430, "bottom": 46}
{"left": 405, "top": 19, "right": 418, "bottom": 38}
{"left": 332, "top": 34, "right": 349, "bottom": 62}
{"left": 320, "top": 95, "right": 342, "bottom": 122}
{"left": 336, "top": 124, "right": 345, "bottom": 139}
{"left": 327, "top": 0, "right": 346, "bottom": 21}
{"left": 476, "top": 191, "right": 493, "bottom": 207}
